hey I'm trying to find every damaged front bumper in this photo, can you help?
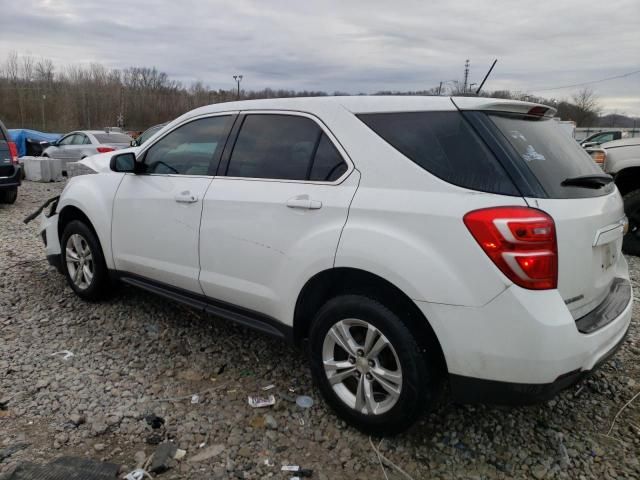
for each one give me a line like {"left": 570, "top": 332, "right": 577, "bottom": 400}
{"left": 24, "top": 195, "right": 62, "bottom": 272}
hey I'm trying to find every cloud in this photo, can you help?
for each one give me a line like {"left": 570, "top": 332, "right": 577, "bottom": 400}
{"left": 0, "top": 0, "right": 638, "bottom": 113}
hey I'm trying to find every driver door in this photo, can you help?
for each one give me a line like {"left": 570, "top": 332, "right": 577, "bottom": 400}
{"left": 111, "top": 113, "right": 235, "bottom": 293}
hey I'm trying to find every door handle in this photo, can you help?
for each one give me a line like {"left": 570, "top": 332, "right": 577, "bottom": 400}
{"left": 286, "top": 196, "right": 322, "bottom": 210}
{"left": 174, "top": 191, "right": 198, "bottom": 203}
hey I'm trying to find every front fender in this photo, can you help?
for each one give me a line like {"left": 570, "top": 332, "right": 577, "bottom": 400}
{"left": 57, "top": 173, "right": 124, "bottom": 269}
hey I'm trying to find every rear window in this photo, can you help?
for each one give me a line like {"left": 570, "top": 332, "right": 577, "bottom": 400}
{"left": 94, "top": 133, "right": 133, "bottom": 144}
{"left": 358, "top": 111, "right": 519, "bottom": 196}
{"left": 490, "top": 115, "right": 613, "bottom": 198}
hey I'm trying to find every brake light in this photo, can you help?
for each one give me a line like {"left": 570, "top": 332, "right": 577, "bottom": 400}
{"left": 97, "top": 147, "right": 115, "bottom": 153}
{"left": 8, "top": 142, "right": 18, "bottom": 164}
{"left": 464, "top": 207, "right": 557, "bottom": 290}
{"left": 527, "top": 106, "right": 550, "bottom": 117}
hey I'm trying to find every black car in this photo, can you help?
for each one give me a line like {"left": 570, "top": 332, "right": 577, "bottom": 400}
{"left": 0, "top": 120, "right": 20, "bottom": 204}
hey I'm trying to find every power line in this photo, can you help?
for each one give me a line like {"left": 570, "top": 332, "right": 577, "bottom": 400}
{"left": 529, "top": 69, "right": 640, "bottom": 92}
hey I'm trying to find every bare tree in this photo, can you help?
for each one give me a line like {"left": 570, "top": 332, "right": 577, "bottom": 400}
{"left": 570, "top": 88, "right": 601, "bottom": 126}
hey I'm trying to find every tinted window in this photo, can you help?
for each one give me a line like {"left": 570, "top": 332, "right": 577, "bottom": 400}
{"left": 359, "top": 111, "right": 518, "bottom": 195}
{"left": 309, "top": 134, "right": 348, "bottom": 181}
{"left": 490, "top": 114, "right": 612, "bottom": 198}
{"left": 227, "top": 115, "right": 321, "bottom": 180}
{"left": 144, "top": 116, "right": 231, "bottom": 175}
{"left": 94, "top": 133, "right": 133, "bottom": 144}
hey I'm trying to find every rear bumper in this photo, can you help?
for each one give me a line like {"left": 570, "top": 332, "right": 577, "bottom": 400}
{"left": 0, "top": 165, "right": 21, "bottom": 188}
{"left": 449, "top": 322, "right": 629, "bottom": 405}
{"left": 416, "top": 256, "right": 633, "bottom": 404}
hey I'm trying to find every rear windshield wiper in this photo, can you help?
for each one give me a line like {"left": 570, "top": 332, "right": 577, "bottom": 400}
{"left": 561, "top": 174, "right": 613, "bottom": 189}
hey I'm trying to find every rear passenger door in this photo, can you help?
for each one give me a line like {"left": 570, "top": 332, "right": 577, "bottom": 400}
{"left": 199, "top": 112, "right": 359, "bottom": 323}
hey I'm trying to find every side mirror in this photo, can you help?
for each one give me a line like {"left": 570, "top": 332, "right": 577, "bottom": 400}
{"left": 110, "top": 152, "right": 137, "bottom": 173}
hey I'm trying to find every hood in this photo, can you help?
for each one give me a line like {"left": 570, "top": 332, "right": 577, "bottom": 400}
{"left": 78, "top": 147, "right": 139, "bottom": 173}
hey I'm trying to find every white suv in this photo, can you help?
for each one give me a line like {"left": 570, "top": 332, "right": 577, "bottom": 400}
{"left": 36, "top": 96, "right": 633, "bottom": 434}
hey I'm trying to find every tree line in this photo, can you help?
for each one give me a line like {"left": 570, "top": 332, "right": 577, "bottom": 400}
{"left": 0, "top": 52, "right": 620, "bottom": 133}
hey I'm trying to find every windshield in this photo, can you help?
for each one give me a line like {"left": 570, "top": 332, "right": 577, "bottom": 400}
{"left": 489, "top": 114, "right": 613, "bottom": 198}
{"left": 94, "top": 133, "right": 133, "bottom": 144}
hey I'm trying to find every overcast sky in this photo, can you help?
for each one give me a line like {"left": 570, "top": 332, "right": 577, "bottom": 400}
{"left": 1, "top": 0, "right": 639, "bottom": 115}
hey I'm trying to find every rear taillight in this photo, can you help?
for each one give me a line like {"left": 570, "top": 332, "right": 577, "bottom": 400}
{"left": 96, "top": 147, "right": 115, "bottom": 153}
{"left": 464, "top": 206, "right": 557, "bottom": 290}
{"left": 8, "top": 142, "right": 18, "bottom": 164}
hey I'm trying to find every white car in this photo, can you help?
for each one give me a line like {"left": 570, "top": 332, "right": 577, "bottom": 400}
{"left": 35, "top": 96, "right": 633, "bottom": 434}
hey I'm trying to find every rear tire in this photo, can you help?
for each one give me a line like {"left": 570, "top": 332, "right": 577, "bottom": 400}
{"left": 61, "top": 220, "right": 111, "bottom": 300}
{"left": 622, "top": 189, "right": 640, "bottom": 256}
{"left": 0, "top": 187, "right": 17, "bottom": 204}
{"left": 308, "top": 294, "right": 437, "bottom": 435}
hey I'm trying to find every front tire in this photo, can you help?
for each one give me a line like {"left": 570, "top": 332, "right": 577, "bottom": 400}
{"left": 61, "top": 220, "right": 110, "bottom": 300}
{"left": 622, "top": 189, "right": 640, "bottom": 256}
{"left": 0, "top": 187, "right": 17, "bottom": 204}
{"left": 308, "top": 295, "right": 436, "bottom": 435}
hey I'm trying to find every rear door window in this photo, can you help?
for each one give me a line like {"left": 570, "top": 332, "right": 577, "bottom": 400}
{"left": 489, "top": 114, "right": 613, "bottom": 198}
{"left": 358, "top": 111, "right": 519, "bottom": 195}
{"left": 309, "top": 134, "right": 348, "bottom": 181}
{"left": 227, "top": 114, "right": 319, "bottom": 180}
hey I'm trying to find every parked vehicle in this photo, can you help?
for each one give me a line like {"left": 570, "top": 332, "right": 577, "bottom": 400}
{"left": 581, "top": 130, "right": 623, "bottom": 148}
{"left": 32, "top": 96, "right": 632, "bottom": 434}
{"left": 0, "top": 120, "right": 21, "bottom": 204}
{"left": 587, "top": 138, "right": 640, "bottom": 255}
{"left": 130, "top": 123, "right": 168, "bottom": 147}
{"left": 8, "top": 129, "right": 62, "bottom": 157}
{"left": 42, "top": 130, "right": 133, "bottom": 172}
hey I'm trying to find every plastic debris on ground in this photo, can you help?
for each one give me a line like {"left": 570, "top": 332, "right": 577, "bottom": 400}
{"left": 50, "top": 350, "right": 74, "bottom": 360}
{"left": 247, "top": 394, "right": 276, "bottom": 408}
{"left": 261, "top": 384, "right": 275, "bottom": 391}
{"left": 123, "top": 469, "right": 153, "bottom": 480}
{"left": 190, "top": 394, "right": 199, "bottom": 404}
{"left": 281, "top": 465, "right": 314, "bottom": 477}
{"left": 144, "top": 413, "right": 165, "bottom": 429}
{"left": 295, "top": 395, "right": 314, "bottom": 408}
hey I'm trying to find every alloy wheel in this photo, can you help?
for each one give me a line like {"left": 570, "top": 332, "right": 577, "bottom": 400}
{"left": 322, "top": 318, "right": 402, "bottom": 415}
{"left": 65, "top": 233, "right": 94, "bottom": 290}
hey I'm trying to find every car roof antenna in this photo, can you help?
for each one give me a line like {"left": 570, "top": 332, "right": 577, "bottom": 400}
{"left": 476, "top": 59, "right": 498, "bottom": 95}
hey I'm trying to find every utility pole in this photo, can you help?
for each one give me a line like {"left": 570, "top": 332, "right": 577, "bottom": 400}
{"left": 118, "top": 87, "right": 125, "bottom": 129}
{"left": 437, "top": 81, "right": 443, "bottom": 96}
{"left": 233, "top": 75, "right": 243, "bottom": 100}
{"left": 41, "top": 94, "right": 46, "bottom": 130}
{"left": 463, "top": 59, "right": 470, "bottom": 93}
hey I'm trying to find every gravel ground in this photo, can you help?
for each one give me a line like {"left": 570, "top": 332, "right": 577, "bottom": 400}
{"left": 1, "top": 180, "right": 640, "bottom": 480}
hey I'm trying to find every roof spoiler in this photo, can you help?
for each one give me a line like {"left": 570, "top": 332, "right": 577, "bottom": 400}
{"left": 451, "top": 97, "right": 557, "bottom": 118}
